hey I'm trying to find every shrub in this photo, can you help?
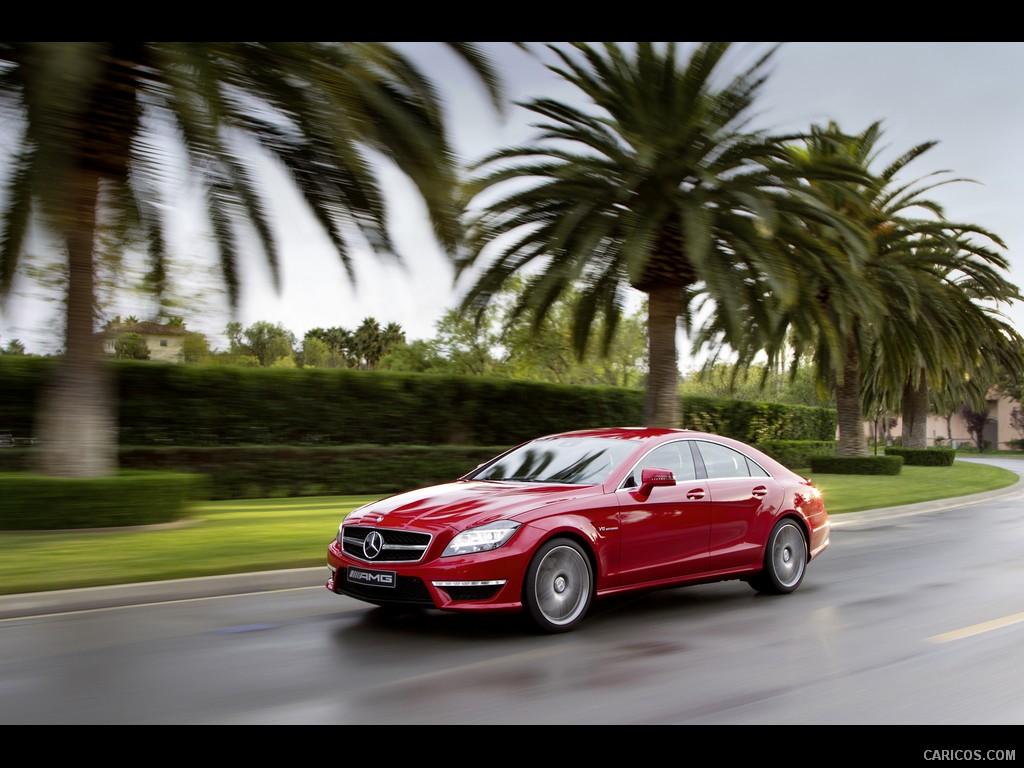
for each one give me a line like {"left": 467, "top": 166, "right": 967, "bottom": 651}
{"left": 756, "top": 440, "right": 836, "bottom": 469}
{"left": 0, "top": 471, "right": 207, "bottom": 530}
{"left": 884, "top": 447, "right": 956, "bottom": 466}
{"left": 809, "top": 456, "right": 903, "bottom": 475}
{"left": 116, "top": 444, "right": 508, "bottom": 499}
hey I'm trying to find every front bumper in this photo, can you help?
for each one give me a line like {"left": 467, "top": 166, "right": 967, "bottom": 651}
{"left": 326, "top": 539, "right": 528, "bottom": 614}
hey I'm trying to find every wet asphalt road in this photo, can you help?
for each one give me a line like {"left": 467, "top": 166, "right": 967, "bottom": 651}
{"left": 1, "top": 457, "right": 1023, "bottom": 726}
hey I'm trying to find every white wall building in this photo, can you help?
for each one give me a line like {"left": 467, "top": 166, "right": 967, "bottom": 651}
{"left": 866, "top": 390, "right": 1021, "bottom": 451}
{"left": 100, "top": 321, "right": 188, "bottom": 363}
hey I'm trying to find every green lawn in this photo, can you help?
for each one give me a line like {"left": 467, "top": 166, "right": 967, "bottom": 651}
{"left": 807, "top": 460, "right": 1020, "bottom": 513}
{"left": 0, "top": 460, "right": 1018, "bottom": 597}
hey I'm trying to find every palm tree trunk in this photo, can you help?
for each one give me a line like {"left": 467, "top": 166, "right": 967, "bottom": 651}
{"left": 32, "top": 171, "right": 117, "bottom": 477}
{"left": 901, "top": 370, "right": 929, "bottom": 449}
{"left": 836, "top": 332, "right": 867, "bottom": 457}
{"left": 645, "top": 282, "right": 682, "bottom": 427}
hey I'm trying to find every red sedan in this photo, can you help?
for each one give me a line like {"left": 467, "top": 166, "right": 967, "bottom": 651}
{"left": 326, "top": 427, "right": 830, "bottom": 633}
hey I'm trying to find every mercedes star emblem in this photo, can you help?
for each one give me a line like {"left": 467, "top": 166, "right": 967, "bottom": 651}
{"left": 363, "top": 530, "right": 384, "bottom": 560}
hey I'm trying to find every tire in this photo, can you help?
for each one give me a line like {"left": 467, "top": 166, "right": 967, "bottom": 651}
{"left": 749, "top": 518, "right": 807, "bottom": 595}
{"left": 523, "top": 538, "right": 593, "bottom": 633}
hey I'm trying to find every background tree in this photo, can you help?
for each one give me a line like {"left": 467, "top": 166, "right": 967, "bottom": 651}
{"left": 458, "top": 42, "right": 862, "bottom": 427}
{"left": 301, "top": 336, "right": 335, "bottom": 369}
{"left": 1010, "top": 406, "right": 1024, "bottom": 444}
{"left": 377, "top": 280, "right": 648, "bottom": 385}
{"left": 680, "top": 359, "right": 828, "bottom": 407}
{"left": 2, "top": 337, "right": 26, "bottom": 355}
{"left": 351, "top": 317, "right": 383, "bottom": 370}
{"left": 377, "top": 338, "right": 450, "bottom": 374}
{"left": 839, "top": 127, "right": 1022, "bottom": 453}
{"left": 498, "top": 281, "right": 648, "bottom": 387}
{"left": 233, "top": 320, "right": 296, "bottom": 367}
{"left": 0, "top": 42, "right": 502, "bottom": 477}
{"left": 179, "top": 331, "right": 212, "bottom": 363}
{"left": 864, "top": 251, "right": 1023, "bottom": 450}
{"left": 304, "top": 327, "right": 356, "bottom": 368}
{"left": 432, "top": 307, "right": 505, "bottom": 376}
{"left": 301, "top": 319, "right": 406, "bottom": 370}
{"left": 703, "top": 121, "right": 1017, "bottom": 456}
{"left": 381, "top": 322, "right": 405, "bottom": 358}
{"left": 960, "top": 402, "right": 993, "bottom": 452}
{"left": 113, "top": 332, "right": 150, "bottom": 360}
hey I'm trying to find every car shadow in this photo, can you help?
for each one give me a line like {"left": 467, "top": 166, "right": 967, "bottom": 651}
{"left": 330, "top": 580, "right": 771, "bottom": 646}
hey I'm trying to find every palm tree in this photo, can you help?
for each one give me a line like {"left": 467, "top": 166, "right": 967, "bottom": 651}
{"left": 0, "top": 42, "right": 501, "bottom": 477}
{"left": 862, "top": 235, "right": 1023, "bottom": 449}
{"left": 380, "top": 321, "right": 406, "bottom": 358}
{"left": 706, "top": 121, "right": 1018, "bottom": 456}
{"left": 457, "top": 42, "right": 861, "bottom": 427}
{"left": 353, "top": 317, "right": 384, "bottom": 369}
{"left": 832, "top": 125, "right": 1021, "bottom": 454}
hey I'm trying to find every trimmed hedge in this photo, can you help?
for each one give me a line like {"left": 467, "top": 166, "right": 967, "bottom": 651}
{"left": 809, "top": 455, "right": 904, "bottom": 475}
{"left": 7, "top": 441, "right": 864, "bottom": 501}
{"left": 0, "top": 357, "right": 839, "bottom": 504}
{"left": 756, "top": 440, "right": 836, "bottom": 469}
{"left": 681, "top": 396, "right": 837, "bottom": 444}
{"left": 0, "top": 449, "right": 31, "bottom": 473}
{"left": 884, "top": 447, "right": 956, "bottom": 467}
{"left": 0, "top": 471, "right": 207, "bottom": 530}
{"left": 0, "top": 357, "right": 837, "bottom": 447}
{"left": 114, "top": 444, "right": 509, "bottom": 500}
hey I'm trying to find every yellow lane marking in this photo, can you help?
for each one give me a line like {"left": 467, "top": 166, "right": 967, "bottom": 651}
{"left": 926, "top": 611, "right": 1024, "bottom": 643}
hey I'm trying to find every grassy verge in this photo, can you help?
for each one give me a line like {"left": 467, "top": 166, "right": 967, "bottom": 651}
{"left": 0, "top": 460, "right": 1018, "bottom": 596}
{"left": 808, "top": 461, "right": 1019, "bottom": 513}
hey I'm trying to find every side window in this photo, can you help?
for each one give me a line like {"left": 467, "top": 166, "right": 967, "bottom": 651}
{"left": 694, "top": 441, "right": 751, "bottom": 479}
{"left": 623, "top": 442, "right": 697, "bottom": 488}
{"left": 746, "top": 456, "right": 770, "bottom": 478}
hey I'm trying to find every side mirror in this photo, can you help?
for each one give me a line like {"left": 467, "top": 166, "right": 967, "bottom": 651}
{"left": 637, "top": 467, "right": 675, "bottom": 499}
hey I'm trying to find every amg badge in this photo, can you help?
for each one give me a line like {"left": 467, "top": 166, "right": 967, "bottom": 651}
{"left": 347, "top": 566, "right": 397, "bottom": 588}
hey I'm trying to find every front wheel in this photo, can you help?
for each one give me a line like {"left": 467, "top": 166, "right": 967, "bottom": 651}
{"left": 523, "top": 538, "right": 593, "bottom": 633}
{"left": 749, "top": 518, "right": 807, "bottom": 595}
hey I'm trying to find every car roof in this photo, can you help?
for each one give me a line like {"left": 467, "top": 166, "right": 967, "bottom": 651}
{"left": 538, "top": 427, "right": 800, "bottom": 479}
{"left": 541, "top": 427, "right": 699, "bottom": 441}
{"left": 536, "top": 427, "right": 773, "bottom": 459}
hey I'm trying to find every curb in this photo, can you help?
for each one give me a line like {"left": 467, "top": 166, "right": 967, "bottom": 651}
{"left": 0, "top": 567, "right": 327, "bottom": 620}
{"left": 828, "top": 476, "right": 1024, "bottom": 528}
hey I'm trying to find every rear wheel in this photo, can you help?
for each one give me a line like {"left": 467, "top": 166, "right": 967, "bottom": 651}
{"left": 749, "top": 518, "right": 807, "bottom": 594}
{"left": 524, "top": 538, "right": 593, "bottom": 633}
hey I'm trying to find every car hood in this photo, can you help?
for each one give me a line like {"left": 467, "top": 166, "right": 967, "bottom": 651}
{"left": 343, "top": 480, "right": 604, "bottom": 531}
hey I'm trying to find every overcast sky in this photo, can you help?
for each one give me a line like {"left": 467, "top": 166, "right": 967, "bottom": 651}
{"left": 3, "top": 42, "right": 1024, "bottom": 368}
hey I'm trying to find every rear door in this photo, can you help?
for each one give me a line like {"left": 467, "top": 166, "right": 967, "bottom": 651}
{"left": 691, "top": 440, "right": 781, "bottom": 571}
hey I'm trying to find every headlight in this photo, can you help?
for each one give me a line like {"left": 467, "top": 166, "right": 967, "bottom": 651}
{"left": 442, "top": 520, "right": 521, "bottom": 557}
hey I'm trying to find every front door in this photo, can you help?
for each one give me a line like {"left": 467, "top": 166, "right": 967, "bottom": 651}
{"left": 617, "top": 441, "right": 711, "bottom": 584}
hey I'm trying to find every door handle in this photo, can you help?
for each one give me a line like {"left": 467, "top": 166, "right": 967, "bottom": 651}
{"left": 752, "top": 486, "right": 767, "bottom": 499}
{"left": 686, "top": 489, "right": 705, "bottom": 500}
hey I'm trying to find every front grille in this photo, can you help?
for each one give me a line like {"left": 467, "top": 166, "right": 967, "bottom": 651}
{"left": 342, "top": 525, "right": 431, "bottom": 563}
{"left": 336, "top": 576, "right": 434, "bottom": 606}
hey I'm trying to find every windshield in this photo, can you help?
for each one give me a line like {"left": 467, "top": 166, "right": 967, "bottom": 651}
{"left": 468, "top": 437, "right": 638, "bottom": 485}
